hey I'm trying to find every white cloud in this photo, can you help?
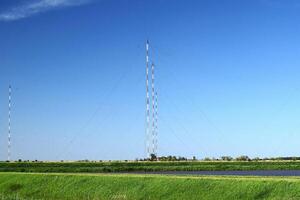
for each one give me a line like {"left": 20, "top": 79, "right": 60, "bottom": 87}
{"left": 0, "top": 0, "right": 92, "bottom": 21}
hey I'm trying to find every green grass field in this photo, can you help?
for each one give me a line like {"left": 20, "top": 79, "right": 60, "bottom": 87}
{"left": 1, "top": 161, "right": 300, "bottom": 173}
{"left": 0, "top": 173, "right": 300, "bottom": 199}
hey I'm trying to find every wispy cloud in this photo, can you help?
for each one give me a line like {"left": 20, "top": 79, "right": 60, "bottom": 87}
{"left": 0, "top": 0, "right": 92, "bottom": 21}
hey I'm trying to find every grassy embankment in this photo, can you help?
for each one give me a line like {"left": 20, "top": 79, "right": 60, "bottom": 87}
{"left": 1, "top": 161, "right": 300, "bottom": 173}
{"left": 0, "top": 173, "right": 300, "bottom": 199}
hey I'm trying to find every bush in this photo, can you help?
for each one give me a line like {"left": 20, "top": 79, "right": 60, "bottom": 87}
{"left": 221, "top": 156, "right": 233, "bottom": 161}
{"left": 236, "top": 156, "right": 251, "bottom": 161}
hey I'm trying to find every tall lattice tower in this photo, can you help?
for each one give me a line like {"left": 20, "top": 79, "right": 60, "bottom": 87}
{"left": 145, "top": 40, "right": 150, "bottom": 158}
{"left": 7, "top": 85, "right": 12, "bottom": 162}
{"left": 145, "top": 40, "right": 158, "bottom": 159}
{"left": 154, "top": 91, "right": 158, "bottom": 156}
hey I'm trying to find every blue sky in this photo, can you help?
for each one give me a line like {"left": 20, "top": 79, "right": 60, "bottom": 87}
{"left": 1, "top": 0, "right": 300, "bottom": 160}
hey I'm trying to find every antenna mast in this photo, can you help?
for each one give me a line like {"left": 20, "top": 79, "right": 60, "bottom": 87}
{"left": 151, "top": 63, "right": 156, "bottom": 156}
{"left": 8, "top": 85, "right": 12, "bottom": 162}
{"left": 145, "top": 40, "right": 150, "bottom": 158}
{"left": 145, "top": 40, "right": 159, "bottom": 159}
{"left": 154, "top": 91, "right": 158, "bottom": 157}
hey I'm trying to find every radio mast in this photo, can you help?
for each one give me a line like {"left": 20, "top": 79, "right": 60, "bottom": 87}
{"left": 145, "top": 41, "right": 158, "bottom": 159}
{"left": 145, "top": 40, "right": 150, "bottom": 158}
{"left": 8, "top": 85, "right": 12, "bottom": 162}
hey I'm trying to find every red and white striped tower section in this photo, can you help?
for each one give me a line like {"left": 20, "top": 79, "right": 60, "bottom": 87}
{"left": 154, "top": 91, "right": 158, "bottom": 157}
{"left": 151, "top": 62, "right": 156, "bottom": 156}
{"left": 145, "top": 40, "right": 151, "bottom": 158}
{"left": 8, "top": 85, "right": 12, "bottom": 162}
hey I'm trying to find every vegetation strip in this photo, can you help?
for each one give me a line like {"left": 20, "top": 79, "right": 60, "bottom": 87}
{"left": 3, "top": 172, "right": 300, "bottom": 181}
{"left": 2, "top": 161, "right": 300, "bottom": 173}
{"left": 1, "top": 172, "right": 300, "bottom": 199}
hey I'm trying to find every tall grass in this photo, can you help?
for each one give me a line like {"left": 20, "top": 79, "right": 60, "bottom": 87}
{"left": 0, "top": 173, "right": 300, "bottom": 199}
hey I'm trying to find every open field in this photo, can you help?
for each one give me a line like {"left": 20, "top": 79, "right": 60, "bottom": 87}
{"left": 1, "top": 172, "right": 300, "bottom": 199}
{"left": 2, "top": 161, "right": 300, "bottom": 173}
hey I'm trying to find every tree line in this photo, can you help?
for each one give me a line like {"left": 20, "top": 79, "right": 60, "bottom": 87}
{"left": 138, "top": 154, "right": 300, "bottom": 162}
